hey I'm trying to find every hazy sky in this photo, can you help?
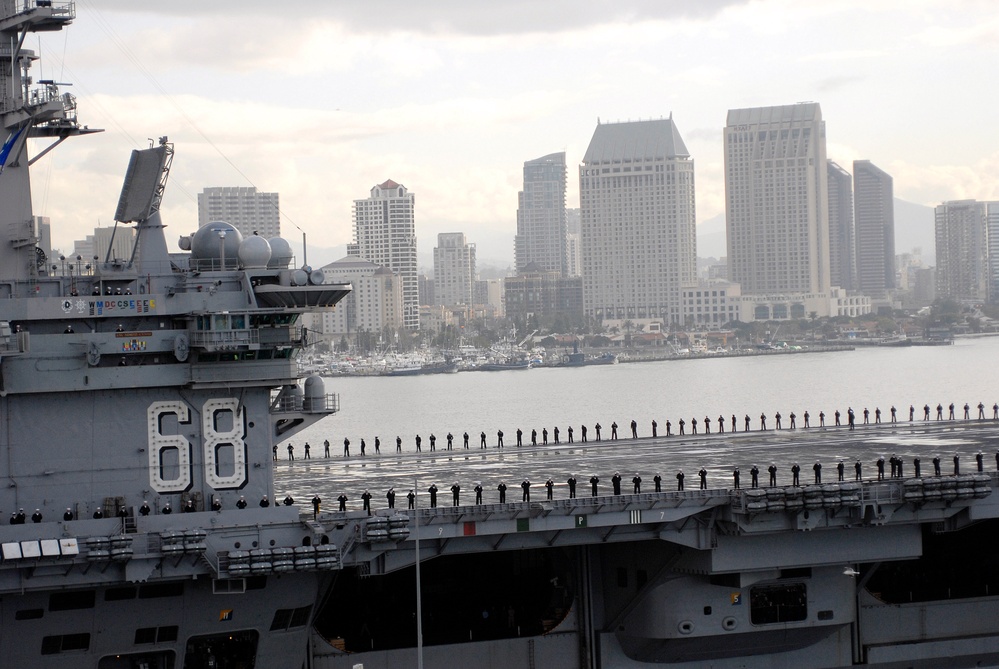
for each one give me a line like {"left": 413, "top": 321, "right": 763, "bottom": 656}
{"left": 29, "top": 0, "right": 999, "bottom": 265}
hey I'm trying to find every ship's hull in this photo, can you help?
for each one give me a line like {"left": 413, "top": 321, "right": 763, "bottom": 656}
{"left": 299, "top": 422, "right": 999, "bottom": 669}
{"left": 387, "top": 361, "right": 458, "bottom": 376}
{"left": 474, "top": 361, "right": 532, "bottom": 371}
{"left": 310, "top": 516, "right": 999, "bottom": 669}
{"left": 559, "top": 352, "right": 618, "bottom": 367}
{"left": 0, "top": 565, "right": 326, "bottom": 668}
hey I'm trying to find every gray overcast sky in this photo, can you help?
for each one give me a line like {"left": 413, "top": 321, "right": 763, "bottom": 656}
{"left": 30, "top": 0, "right": 999, "bottom": 264}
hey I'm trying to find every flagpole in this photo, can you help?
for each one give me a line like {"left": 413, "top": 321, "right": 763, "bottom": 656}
{"left": 414, "top": 477, "right": 423, "bottom": 669}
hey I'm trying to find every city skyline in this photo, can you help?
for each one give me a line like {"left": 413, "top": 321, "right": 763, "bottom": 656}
{"left": 33, "top": 1, "right": 998, "bottom": 264}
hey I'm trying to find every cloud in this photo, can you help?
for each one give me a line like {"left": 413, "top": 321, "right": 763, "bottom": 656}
{"left": 815, "top": 75, "right": 865, "bottom": 93}
{"left": 88, "top": 0, "right": 749, "bottom": 36}
{"left": 889, "top": 151, "right": 999, "bottom": 207}
{"left": 911, "top": 15, "right": 999, "bottom": 50}
{"left": 804, "top": 49, "right": 885, "bottom": 62}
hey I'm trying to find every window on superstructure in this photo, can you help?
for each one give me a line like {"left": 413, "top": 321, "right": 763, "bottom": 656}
{"left": 15, "top": 608, "right": 44, "bottom": 620}
{"left": 105, "top": 586, "right": 137, "bottom": 601}
{"left": 750, "top": 583, "right": 807, "bottom": 625}
{"left": 49, "top": 590, "right": 96, "bottom": 611}
{"left": 139, "top": 582, "right": 184, "bottom": 599}
{"left": 41, "top": 633, "right": 90, "bottom": 655}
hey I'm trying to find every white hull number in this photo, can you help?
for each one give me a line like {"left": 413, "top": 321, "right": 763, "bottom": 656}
{"left": 147, "top": 398, "right": 247, "bottom": 493}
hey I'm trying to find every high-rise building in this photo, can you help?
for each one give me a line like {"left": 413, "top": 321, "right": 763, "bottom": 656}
{"left": 433, "top": 232, "right": 476, "bottom": 307}
{"left": 197, "top": 187, "right": 280, "bottom": 239}
{"left": 515, "top": 152, "right": 568, "bottom": 276}
{"left": 418, "top": 274, "right": 435, "bottom": 308}
{"left": 350, "top": 180, "right": 419, "bottom": 329}
{"left": 565, "top": 208, "right": 581, "bottom": 278}
{"left": 475, "top": 279, "right": 505, "bottom": 318}
{"left": 73, "top": 228, "right": 136, "bottom": 266}
{"left": 724, "top": 103, "right": 830, "bottom": 296}
{"left": 987, "top": 204, "right": 999, "bottom": 304}
{"left": 579, "top": 118, "right": 696, "bottom": 324}
{"left": 504, "top": 265, "right": 583, "bottom": 323}
{"left": 853, "top": 160, "right": 895, "bottom": 298}
{"left": 934, "top": 200, "right": 990, "bottom": 303}
{"left": 826, "top": 161, "right": 856, "bottom": 291}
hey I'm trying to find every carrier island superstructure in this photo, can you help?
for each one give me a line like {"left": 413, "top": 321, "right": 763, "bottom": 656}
{"left": 0, "top": 2, "right": 354, "bottom": 667}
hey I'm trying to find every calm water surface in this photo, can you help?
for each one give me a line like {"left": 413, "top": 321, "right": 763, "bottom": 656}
{"left": 290, "top": 337, "right": 999, "bottom": 451}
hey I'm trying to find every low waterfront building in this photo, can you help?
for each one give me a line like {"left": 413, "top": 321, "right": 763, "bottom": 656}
{"left": 682, "top": 280, "right": 871, "bottom": 325}
{"left": 317, "top": 256, "right": 404, "bottom": 345}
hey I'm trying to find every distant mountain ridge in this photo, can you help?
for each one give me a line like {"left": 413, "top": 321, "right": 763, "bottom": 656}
{"left": 696, "top": 198, "right": 935, "bottom": 266}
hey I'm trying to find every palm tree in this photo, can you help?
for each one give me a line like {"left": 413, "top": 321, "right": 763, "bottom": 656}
{"left": 622, "top": 319, "right": 634, "bottom": 347}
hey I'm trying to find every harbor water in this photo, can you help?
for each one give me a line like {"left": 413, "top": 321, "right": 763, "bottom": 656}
{"left": 292, "top": 337, "right": 999, "bottom": 450}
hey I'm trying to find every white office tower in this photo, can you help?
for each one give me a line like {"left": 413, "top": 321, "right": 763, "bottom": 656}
{"left": 515, "top": 152, "right": 568, "bottom": 276}
{"left": 566, "top": 208, "right": 582, "bottom": 278}
{"left": 935, "top": 200, "right": 991, "bottom": 303}
{"left": 989, "top": 204, "right": 999, "bottom": 304}
{"left": 350, "top": 180, "right": 419, "bottom": 329}
{"left": 73, "top": 227, "right": 137, "bottom": 266}
{"left": 197, "top": 187, "right": 280, "bottom": 239}
{"left": 853, "top": 160, "right": 896, "bottom": 299}
{"left": 827, "top": 161, "right": 856, "bottom": 291}
{"left": 579, "top": 118, "right": 696, "bottom": 324}
{"left": 724, "top": 104, "right": 831, "bottom": 295}
{"left": 433, "top": 232, "right": 476, "bottom": 307}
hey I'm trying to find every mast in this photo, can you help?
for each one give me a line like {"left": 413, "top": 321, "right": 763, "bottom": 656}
{"left": 0, "top": 1, "right": 100, "bottom": 283}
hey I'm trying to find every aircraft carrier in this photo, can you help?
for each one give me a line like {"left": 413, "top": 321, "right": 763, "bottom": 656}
{"left": 3, "top": 3, "right": 999, "bottom": 668}
{"left": 303, "top": 421, "right": 999, "bottom": 668}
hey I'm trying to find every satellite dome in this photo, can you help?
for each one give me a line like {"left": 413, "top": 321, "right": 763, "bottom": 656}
{"left": 191, "top": 222, "right": 243, "bottom": 266}
{"left": 268, "top": 237, "right": 293, "bottom": 268}
{"left": 238, "top": 235, "right": 272, "bottom": 269}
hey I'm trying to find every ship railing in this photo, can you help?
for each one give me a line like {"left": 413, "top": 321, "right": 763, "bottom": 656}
{"left": 14, "top": 0, "right": 75, "bottom": 16}
{"left": 131, "top": 532, "right": 155, "bottom": 556}
{"left": 189, "top": 328, "right": 260, "bottom": 351}
{"left": 408, "top": 489, "right": 732, "bottom": 520}
{"left": 202, "top": 543, "right": 221, "bottom": 575}
{"left": 187, "top": 256, "right": 242, "bottom": 272}
{"left": 337, "top": 529, "right": 359, "bottom": 566}
{"left": 270, "top": 393, "right": 339, "bottom": 414}
{"left": 0, "top": 328, "right": 26, "bottom": 354}
{"left": 860, "top": 480, "right": 905, "bottom": 505}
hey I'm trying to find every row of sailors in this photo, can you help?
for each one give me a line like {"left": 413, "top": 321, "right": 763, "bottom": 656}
{"left": 8, "top": 494, "right": 324, "bottom": 524}
{"left": 331, "top": 451, "right": 999, "bottom": 512}
{"left": 290, "top": 402, "right": 999, "bottom": 459}
{"left": 12, "top": 450, "right": 996, "bottom": 522}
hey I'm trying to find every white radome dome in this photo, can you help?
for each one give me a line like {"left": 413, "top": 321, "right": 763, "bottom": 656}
{"left": 238, "top": 235, "right": 272, "bottom": 268}
{"left": 191, "top": 222, "right": 243, "bottom": 263}
{"left": 268, "top": 237, "right": 293, "bottom": 268}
